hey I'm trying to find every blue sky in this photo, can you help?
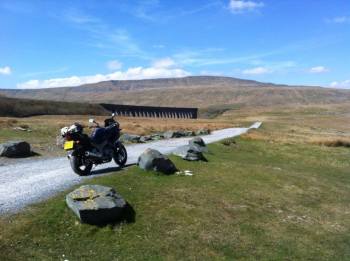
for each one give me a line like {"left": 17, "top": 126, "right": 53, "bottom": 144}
{"left": 0, "top": 0, "right": 349, "bottom": 89}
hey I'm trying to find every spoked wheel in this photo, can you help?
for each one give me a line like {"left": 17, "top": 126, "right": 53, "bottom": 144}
{"left": 113, "top": 143, "right": 127, "bottom": 167}
{"left": 70, "top": 155, "right": 93, "bottom": 176}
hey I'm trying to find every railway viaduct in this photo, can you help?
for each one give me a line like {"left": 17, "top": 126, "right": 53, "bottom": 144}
{"left": 100, "top": 104, "right": 198, "bottom": 119}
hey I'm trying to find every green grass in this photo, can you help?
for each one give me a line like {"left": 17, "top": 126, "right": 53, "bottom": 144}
{"left": 1, "top": 138, "right": 350, "bottom": 260}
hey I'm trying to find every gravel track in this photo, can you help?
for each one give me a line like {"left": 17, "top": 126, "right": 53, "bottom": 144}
{"left": 0, "top": 122, "right": 261, "bottom": 214}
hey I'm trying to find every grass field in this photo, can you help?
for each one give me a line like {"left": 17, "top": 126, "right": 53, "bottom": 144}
{"left": 1, "top": 136, "right": 350, "bottom": 260}
{"left": 1, "top": 104, "right": 350, "bottom": 260}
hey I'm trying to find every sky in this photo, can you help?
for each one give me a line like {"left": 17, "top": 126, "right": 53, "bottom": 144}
{"left": 0, "top": 0, "right": 350, "bottom": 89}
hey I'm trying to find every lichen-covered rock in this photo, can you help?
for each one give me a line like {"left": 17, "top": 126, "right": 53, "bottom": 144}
{"left": 0, "top": 141, "right": 31, "bottom": 158}
{"left": 66, "top": 185, "right": 127, "bottom": 225}
{"left": 138, "top": 148, "right": 177, "bottom": 174}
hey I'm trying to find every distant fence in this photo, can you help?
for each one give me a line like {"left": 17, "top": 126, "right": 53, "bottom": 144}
{"left": 100, "top": 104, "right": 198, "bottom": 119}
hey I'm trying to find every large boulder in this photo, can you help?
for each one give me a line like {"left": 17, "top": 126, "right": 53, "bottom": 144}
{"left": 66, "top": 185, "right": 128, "bottom": 225}
{"left": 138, "top": 148, "right": 177, "bottom": 174}
{"left": 189, "top": 137, "right": 208, "bottom": 153}
{"left": 0, "top": 141, "right": 31, "bottom": 158}
{"left": 120, "top": 134, "right": 141, "bottom": 143}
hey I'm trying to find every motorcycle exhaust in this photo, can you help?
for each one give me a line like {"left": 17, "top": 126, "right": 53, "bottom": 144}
{"left": 85, "top": 151, "right": 103, "bottom": 159}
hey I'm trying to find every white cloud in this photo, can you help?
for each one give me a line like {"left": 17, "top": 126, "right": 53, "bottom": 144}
{"left": 64, "top": 9, "right": 99, "bottom": 25}
{"left": 152, "top": 57, "right": 176, "bottom": 68}
{"left": 309, "top": 66, "right": 329, "bottom": 74}
{"left": 330, "top": 80, "right": 350, "bottom": 89}
{"left": 62, "top": 9, "right": 150, "bottom": 59}
{"left": 17, "top": 63, "right": 190, "bottom": 89}
{"left": 242, "top": 66, "right": 271, "bottom": 75}
{"left": 106, "top": 60, "right": 122, "bottom": 70}
{"left": 327, "top": 16, "right": 350, "bottom": 24}
{"left": 0, "top": 66, "right": 11, "bottom": 75}
{"left": 229, "top": 0, "right": 264, "bottom": 13}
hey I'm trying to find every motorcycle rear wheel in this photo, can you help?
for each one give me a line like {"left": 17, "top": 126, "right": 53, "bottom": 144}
{"left": 113, "top": 144, "right": 127, "bottom": 167}
{"left": 70, "top": 155, "right": 93, "bottom": 176}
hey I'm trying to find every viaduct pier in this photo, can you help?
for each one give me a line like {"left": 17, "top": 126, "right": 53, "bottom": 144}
{"left": 100, "top": 104, "right": 198, "bottom": 119}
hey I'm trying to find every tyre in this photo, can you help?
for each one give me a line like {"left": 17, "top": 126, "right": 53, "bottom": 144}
{"left": 113, "top": 143, "right": 127, "bottom": 167}
{"left": 70, "top": 155, "right": 93, "bottom": 176}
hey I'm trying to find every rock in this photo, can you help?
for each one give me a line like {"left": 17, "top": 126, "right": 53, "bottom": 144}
{"left": 120, "top": 134, "right": 141, "bottom": 143}
{"left": 0, "top": 141, "right": 31, "bottom": 158}
{"left": 172, "top": 137, "right": 208, "bottom": 161}
{"left": 184, "top": 130, "right": 195, "bottom": 137}
{"left": 195, "top": 128, "right": 211, "bottom": 136}
{"left": 139, "top": 135, "right": 152, "bottom": 143}
{"left": 150, "top": 133, "right": 164, "bottom": 140}
{"left": 13, "top": 126, "right": 31, "bottom": 132}
{"left": 183, "top": 148, "right": 207, "bottom": 161}
{"left": 189, "top": 137, "right": 208, "bottom": 153}
{"left": 177, "top": 130, "right": 188, "bottom": 137}
{"left": 164, "top": 130, "right": 187, "bottom": 139}
{"left": 172, "top": 145, "right": 191, "bottom": 158}
{"left": 163, "top": 131, "right": 178, "bottom": 139}
{"left": 138, "top": 148, "right": 177, "bottom": 174}
{"left": 66, "top": 185, "right": 128, "bottom": 225}
{"left": 173, "top": 145, "right": 207, "bottom": 161}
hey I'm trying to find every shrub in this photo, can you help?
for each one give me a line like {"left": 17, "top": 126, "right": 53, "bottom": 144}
{"left": 221, "top": 137, "right": 237, "bottom": 146}
{"left": 313, "top": 139, "right": 350, "bottom": 148}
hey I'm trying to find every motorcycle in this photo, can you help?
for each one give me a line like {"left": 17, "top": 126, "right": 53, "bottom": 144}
{"left": 60, "top": 113, "right": 127, "bottom": 176}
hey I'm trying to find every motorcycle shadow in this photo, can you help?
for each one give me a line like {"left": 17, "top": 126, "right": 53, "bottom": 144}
{"left": 89, "top": 163, "right": 135, "bottom": 176}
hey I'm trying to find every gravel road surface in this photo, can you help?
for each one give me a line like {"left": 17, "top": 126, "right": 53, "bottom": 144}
{"left": 0, "top": 122, "right": 261, "bottom": 214}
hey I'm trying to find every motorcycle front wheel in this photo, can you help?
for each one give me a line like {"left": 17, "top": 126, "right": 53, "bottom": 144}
{"left": 70, "top": 155, "right": 93, "bottom": 176}
{"left": 113, "top": 144, "right": 127, "bottom": 167}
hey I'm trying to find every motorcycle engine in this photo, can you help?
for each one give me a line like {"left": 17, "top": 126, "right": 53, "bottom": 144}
{"left": 103, "top": 147, "right": 114, "bottom": 157}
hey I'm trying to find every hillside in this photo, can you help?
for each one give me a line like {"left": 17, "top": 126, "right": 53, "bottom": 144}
{"left": 1, "top": 76, "right": 350, "bottom": 109}
{"left": 0, "top": 96, "right": 108, "bottom": 117}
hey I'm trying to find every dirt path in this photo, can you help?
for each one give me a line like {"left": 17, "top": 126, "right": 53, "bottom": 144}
{"left": 0, "top": 122, "right": 261, "bottom": 214}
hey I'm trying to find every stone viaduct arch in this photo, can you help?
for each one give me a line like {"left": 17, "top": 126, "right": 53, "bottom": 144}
{"left": 100, "top": 104, "right": 198, "bottom": 119}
